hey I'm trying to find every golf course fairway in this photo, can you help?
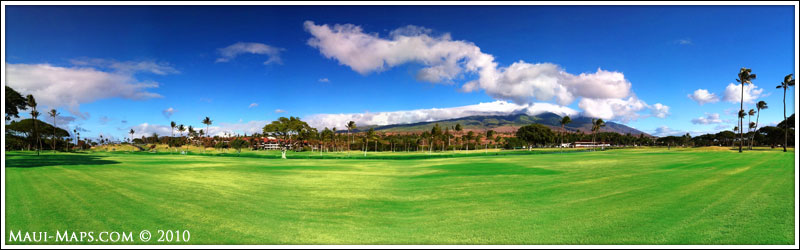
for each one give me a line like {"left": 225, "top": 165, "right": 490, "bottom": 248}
{"left": 4, "top": 148, "right": 795, "bottom": 245}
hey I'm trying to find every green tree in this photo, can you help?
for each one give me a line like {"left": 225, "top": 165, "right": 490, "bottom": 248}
{"left": 5, "top": 86, "right": 28, "bottom": 121}
{"left": 263, "top": 116, "right": 313, "bottom": 159}
{"left": 516, "top": 124, "right": 555, "bottom": 150}
{"left": 230, "top": 138, "right": 248, "bottom": 155}
{"left": 178, "top": 124, "right": 186, "bottom": 138}
{"left": 560, "top": 116, "right": 572, "bottom": 152}
{"left": 751, "top": 101, "right": 768, "bottom": 149}
{"left": 455, "top": 123, "right": 463, "bottom": 150}
{"left": 26, "top": 94, "right": 41, "bottom": 156}
{"left": 169, "top": 121, "right": 176, "bottom": 137}
{"left": 202, "top": 117, "right": 213, "bottom": 138}
{"left": 736, "top": 67, "right": 756, "bottom": 152}
{"left": 48, "top": 109, "right": 59, "bottom": 153}
{"left": 776, "top": 73, "right": 794, "bottom": 152}
{"left": 591, "top": 118, "right": 606, "bottom": 150}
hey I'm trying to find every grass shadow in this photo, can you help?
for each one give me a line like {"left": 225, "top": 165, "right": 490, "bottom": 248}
{"left": 4, "top": 153, "right": 120, "bottom": 168}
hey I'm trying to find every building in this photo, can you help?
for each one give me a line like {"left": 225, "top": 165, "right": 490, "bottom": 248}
{"left": 572, "top": 141, "right": 611, "bottom": 148}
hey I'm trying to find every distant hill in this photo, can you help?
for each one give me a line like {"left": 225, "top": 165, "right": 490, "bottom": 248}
{"left": 351, "top": 112, "right": 650, "bottom": 136}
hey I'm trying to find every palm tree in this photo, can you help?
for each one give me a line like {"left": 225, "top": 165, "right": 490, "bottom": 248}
{"left": 178, "top": 124, "right": 186, "bottom": 137}
{"left": 129, "top": 129, "right": 135, "bottom": 151}
{"left": 346, "top": 121, "right": 356, "bottom": 156}
{"left": 591, "top": 118, "right": 605, "bottom": 150}
{"left": 592, "top": 119, "right": 606, "bottom": 150}
{"left": 202, "top": 117, "right": 212, "bottom": 138}
{"left": 776, "top": 74, "right": 794, "bottom": 152}
{"left": 738, "top": 109, "right": 746, "bottom": 150}
{"left": 736, "top": 67, "right": 756, "bottom": 152}
{"left": 27, "top": 94, "right": 40, "bottom": 156}
{"left": 332, "top": 127, "right": 337, "bottom": 152}
{"left": 48, "top": 109, "right": 59, "bottom": 153}
{"left": 170, "top": 121, "right": 177, "bottom": 138}
{"left": 751, "top": 101, "right": 768, "bottom": 150}
{"left": 560, "top": 116, "right": 572, "bottom": 152}
{"left": 747, "top": 109, "right": 755, "bottom": 149}
{"left": 73, "top": 129, "right": 77, "bottom": 151}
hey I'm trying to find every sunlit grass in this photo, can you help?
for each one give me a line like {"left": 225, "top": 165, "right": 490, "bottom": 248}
{"left": 4, "top": 147, "right": 795, "bottom": 244}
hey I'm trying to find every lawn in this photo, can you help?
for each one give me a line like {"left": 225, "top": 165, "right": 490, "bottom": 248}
{"left": 3, "top": 147, "right": 795, "bottom": 245}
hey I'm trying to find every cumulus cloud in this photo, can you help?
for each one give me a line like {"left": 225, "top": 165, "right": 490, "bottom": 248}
{"left": 216, "top": 42, "right": 285, "bottom": 65}
{"left": 723, "top": 83, "right": 764, "bottom": 104}
{"left": 691, "top": 113, "right": 723, "bottom": 125}
{"left": 304, "top": 21, "right": 663, "bottom": 122}
{"left": 318, "top": 78, "right": 330, "bottom": 83}
{"left": 248, "top": 103, "right": 259, "bottom": 108}
{"left": 304, "top": 100, "right": 578, "bottom": 129}
{"left": 162, "top": 107, "right": 175, "bottom": 119}
{"left": 688, "top": 89, "right": 720, "bottom": 105}
{"left": 5, "top": 62, "right": 168, "bottom": 119}
{"left": 651, "top": 103, "right": 670, "bottom": 118}
{"left": 576, "top": 96, "right": 668, "bottom": 122}
{"left": 274, "top": 109, "right": 287, "bottom": 113}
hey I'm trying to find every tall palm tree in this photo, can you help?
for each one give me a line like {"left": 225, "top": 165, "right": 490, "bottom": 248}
{"left": 751, "top": 101, "right": 767, "bottom": 149}
{"left": 346, "top": 121, "right": 356, "bottom": 156}
{"left": 26, "top": 94, "right": 40, "bottom": 156}
{"left": 178, "top": 124, "right": 186, "bottom": 137}
{"left": 332, "top": 127, "right": 337, "bottom": 152}
{"left": 738, "top": 109, "right": 746, "bottom": 150}
{"left": 73, "top": 129, "right": 77, "bottom": 151}
{"left": 170, "top": 121, "right": 177, "bottom": 138}
{"left": 591, "top": 118, "right": 605, "bottom": 151}
{"left": 202, "top": 117, "right": 212, "bottom": 138}
{"left": 48, "top": 109, "right": 59, "bottom": 153}
{"left": 736, "top": 67, "right": 756, "bottom": 152}
{"left": 776, "top": 73, "right": 794, "bottom": 152}
{"left": 747, "top": 109, "right": 755, "bottom": 149}
{"left": 129, "top": 129, "right": 135, "bottom": 151}
{"left": 560, "top": 116, "right": 572, "bottom": 152}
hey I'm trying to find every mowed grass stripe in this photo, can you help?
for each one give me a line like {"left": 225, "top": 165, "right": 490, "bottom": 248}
{"left": 4, "top": 148, "right": 794, "bottom": 244}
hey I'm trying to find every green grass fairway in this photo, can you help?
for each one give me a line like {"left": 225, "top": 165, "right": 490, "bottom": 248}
{"left": 4, "top": 148, "right": 795, "bottom": 245}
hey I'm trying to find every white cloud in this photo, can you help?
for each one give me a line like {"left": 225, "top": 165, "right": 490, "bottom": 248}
{"left": 5, "top": 63, "right": 167, "bottom": 119}
{"left": 162, "top": 107, "right": 175, "bottom": 119}
{"left": 304, "top": 21, "right": 661, "bottom": 122}
{"left": 69, "top": 58, "right": 179, "bottom": 75}
{"left": 304, "top": 100, "right": 578, "bottom": 129}
{"left": 691, "top": 113, "right": 723, "bottom": 125}
{"left": 687, "top": 89, "right": 720, "bottom": 105}
{"left": 216, "top": 42, "right": 285, "bottom": 65}
{"left": 676, "top": 39, "right": 692, "bottom": 45}
{"left": 248, "top": 103, "right": 259, "bottom": 108}
{"left": 274, "top": 109, "right": 287, "bottom": 113}
{"left": 723, "top": 83, "right": 764, "bottom": 104}
{"left": 318, "top": 78, "right": 330, "bottom": 83}
{"left": 577, "top": 96, "right": 668, "bottom": 122}
{"left": 130, "top": 120, "right": 267, "bottom": 138}
{"left": 129, "top": 123, "right": 173, "bottom": 138}
{"left": 651, "top": 103, "right": 670, "bottom": 118}
{"left": 651, "top": 126, "right": 680, "bottom": 137}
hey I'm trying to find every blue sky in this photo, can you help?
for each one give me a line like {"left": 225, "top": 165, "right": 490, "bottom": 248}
{"left": 4, "top": 5, "right": 796, "bottom": 140}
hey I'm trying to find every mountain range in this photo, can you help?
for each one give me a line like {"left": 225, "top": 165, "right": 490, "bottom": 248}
{"left": 350, "top": 112, "right": 650, "bottom": 136}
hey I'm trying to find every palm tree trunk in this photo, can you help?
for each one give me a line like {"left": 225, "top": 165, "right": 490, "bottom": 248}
{"left": 783, "top": 88, "right": 788, "bottom": 152}
{"left": 53, "top": 117, "right": 57, "bottom": 153}
{"left": 751, "top": 110, "right": 760, "bottom": 149}
{"left": 739, "top": 85, "right": 744, "bottom": 153}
